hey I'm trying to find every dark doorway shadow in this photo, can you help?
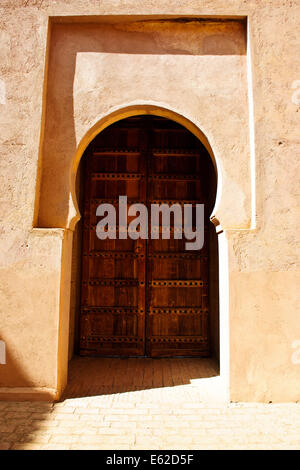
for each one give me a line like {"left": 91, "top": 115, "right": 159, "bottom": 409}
{"left": 61, "top": 356, "right": 219, "bottom": 399}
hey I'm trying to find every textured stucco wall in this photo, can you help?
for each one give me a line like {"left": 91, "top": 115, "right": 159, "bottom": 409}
{"left": 0, "top": 0, "right": 299, "bottom": 401}
{"left": 38, "top": 20, "right": 250, "bottom": 231}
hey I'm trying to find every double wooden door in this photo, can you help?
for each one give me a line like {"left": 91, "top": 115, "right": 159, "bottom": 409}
{"left": 79, "top": 116, "right": 210, "bottom": 357}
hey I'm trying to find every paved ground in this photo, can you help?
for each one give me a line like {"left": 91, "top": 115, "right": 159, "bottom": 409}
{"left": 0, "top": 357, "right": 300, "bottom": 450}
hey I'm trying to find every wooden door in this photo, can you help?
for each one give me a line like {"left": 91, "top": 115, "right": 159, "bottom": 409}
{"left": 79, "top": 116, "right": 210, "bottom": 357}
{"left": 146, "top": 119, "right": 210, "bottom": 356}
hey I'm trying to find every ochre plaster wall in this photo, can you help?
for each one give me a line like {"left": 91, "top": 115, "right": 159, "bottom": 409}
{"left": 38, "top": 20, "right": 250, "bottom": 231}
{"left": 0, "top": 1, "right": 299, "bottom": 402}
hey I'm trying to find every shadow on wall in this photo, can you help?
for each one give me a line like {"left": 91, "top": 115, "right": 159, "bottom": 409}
{"left": 35, "top": 19, "right": 246, "bottom": 229}
{"left": 0, "top": 339, "right": 54, "bottom": 448}
{"left": 0, "top": 340, "right": 36, "bottom": 390}
{"left": 0, "top": 339, "right": 57, "bottom": 401}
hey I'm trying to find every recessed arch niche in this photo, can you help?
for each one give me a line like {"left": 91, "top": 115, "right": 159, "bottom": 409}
{"left": 67, "top": 111, "right": 220, "bottom": 365}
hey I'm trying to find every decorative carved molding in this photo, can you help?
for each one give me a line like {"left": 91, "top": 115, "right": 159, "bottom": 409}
{"left": 83, "top": 252, "right": 145, "bottom": 259}
{"left": 91, "top": 172, "right": 144, "bottom": 180}
{"left": 82, "top": 279, "right": 144, "bottom": 287}
{"left": 81, "top": 307, "right": 143, "bottom": 314}
{"left": 149, "top": 337, "right": 207, "bottom": 343}
{"left": 149, "top": 280, "right": 205, "bottom": 287}
{"left": 149, "top": 307, "right": 208, "bottom": 315}
{"left": 80, "top": 336, "right": 143, "bottom": 343}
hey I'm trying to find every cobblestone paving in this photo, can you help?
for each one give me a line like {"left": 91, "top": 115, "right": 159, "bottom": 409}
{"left": 1, "top": 391, "right": 300, "bottom": 450}
{"left": 1, "top": 357, "right": 300, "bottom": 450}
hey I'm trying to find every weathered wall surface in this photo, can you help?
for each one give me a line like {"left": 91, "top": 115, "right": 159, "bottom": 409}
{"left": 0, "top": 0, "right": 299, "bottom": 401}
{"left": 38, "top": 20, "right": 250, "bottom": 231}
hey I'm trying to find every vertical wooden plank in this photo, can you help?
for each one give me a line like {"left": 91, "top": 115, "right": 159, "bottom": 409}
{"left": 146, "top": 118, "right": 210, "bottom": 357}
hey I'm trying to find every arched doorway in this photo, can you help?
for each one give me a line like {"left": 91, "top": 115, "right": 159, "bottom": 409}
{"left": 69, "top": 115, "right": 219, "bottom": 360}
